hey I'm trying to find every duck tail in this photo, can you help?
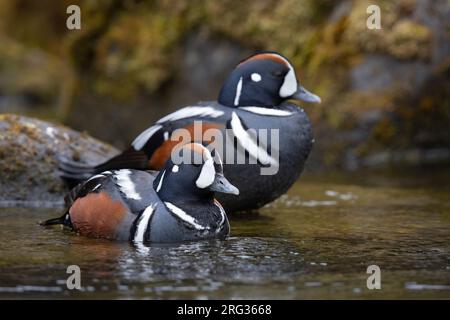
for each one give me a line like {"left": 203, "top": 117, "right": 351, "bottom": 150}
{"left": 58, "top": 148, "right": 150, "bottom": 185}
{"left": 58, "top": 156, "right": 97, "bottom": 182}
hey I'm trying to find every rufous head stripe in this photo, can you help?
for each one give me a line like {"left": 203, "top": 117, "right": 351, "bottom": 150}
{"left": 237, "top": 53, "right": 289, "bottom": 68}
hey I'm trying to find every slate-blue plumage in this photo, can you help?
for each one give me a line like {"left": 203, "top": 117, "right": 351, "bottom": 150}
{"left": 59, "top": 51, "right": 321, "bottom": 212}
{"left": 45, "top": 143, "right": 237, "bottom": 243}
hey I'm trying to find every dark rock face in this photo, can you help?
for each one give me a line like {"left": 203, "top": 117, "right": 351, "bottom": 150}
{"left": 0, "top": 114, "right": 118, "bottom": 207}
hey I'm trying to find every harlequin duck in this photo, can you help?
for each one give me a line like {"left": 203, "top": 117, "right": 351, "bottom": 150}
{"left": 59, "top": 51, "right": 321, "bottom": 212}
{"left": 44, "top": 143, "right": 238, "bottom": 243}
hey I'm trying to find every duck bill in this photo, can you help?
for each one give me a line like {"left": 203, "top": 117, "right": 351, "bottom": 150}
{"left": 207, "top": 173, "right": 239, "bottom": 195}
{"left": 291, "top": 85, "right": 321, "bottom": 103}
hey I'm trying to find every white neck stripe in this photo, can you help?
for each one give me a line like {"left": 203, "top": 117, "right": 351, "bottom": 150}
{"left": 239, "top": 106, "right": 293, "bottom": 117}
{"left": 134, "top": 204, "right": 156, "bottom": 242}
{"left": 164, "top": 202, "right": 207, "bottom": 231}
{"left": 230, "top": 112, "right": 278, "bottom": 166}
{"left": 214, "top": 201, "right": 226, "bottom": 228}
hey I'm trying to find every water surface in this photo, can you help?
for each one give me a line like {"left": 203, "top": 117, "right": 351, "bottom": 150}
{"left": 0, "top": 170, "right": 449, "bottom": 299}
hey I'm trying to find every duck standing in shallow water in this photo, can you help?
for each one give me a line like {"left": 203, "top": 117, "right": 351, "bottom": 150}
{"left": 60, "top": 51, "right": 321, "bottom": 212}
{"left": 44, "top": 143, "right": 238, "bottom": 243}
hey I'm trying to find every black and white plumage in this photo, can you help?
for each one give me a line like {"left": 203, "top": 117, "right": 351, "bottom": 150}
{"left": 45, "top": 143, "right": 238, "bottom": 243}
{"left": 59, "top": 51, "right": 321, "bottom": 212}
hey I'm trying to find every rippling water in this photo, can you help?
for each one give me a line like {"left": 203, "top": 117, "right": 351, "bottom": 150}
{"left": 0, "top": 169, "right": 449, "bottom": 299}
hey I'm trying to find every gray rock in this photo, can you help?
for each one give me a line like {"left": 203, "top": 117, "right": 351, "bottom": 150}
{"left": 350, "top": 54, "right": 429, "bottom": 92}
{"left": 0, "top": 114, "right": 118, "bottom": 207}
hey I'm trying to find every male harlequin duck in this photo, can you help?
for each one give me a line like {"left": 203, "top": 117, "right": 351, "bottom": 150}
{"left": 44, "top": 143, "right": 238, "bottom": 243}
{"left": 59, "top": 51, "right": 321, "bottom": 212}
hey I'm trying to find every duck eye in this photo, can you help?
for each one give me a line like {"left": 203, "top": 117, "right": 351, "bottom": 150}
{"left": 251, "top": 73, "right": 262, "bottom": 82}
{"left": 273, "top": 71, "right": 284, "bottom": 78}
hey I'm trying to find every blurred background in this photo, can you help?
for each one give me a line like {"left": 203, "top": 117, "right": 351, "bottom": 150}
{"left": 0, "top": 0, "right": 449, "bottom": 172}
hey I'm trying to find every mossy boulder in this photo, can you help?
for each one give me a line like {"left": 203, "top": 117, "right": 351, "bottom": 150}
{"left": 0, "top": 114, "right": 118, "bottom": 206}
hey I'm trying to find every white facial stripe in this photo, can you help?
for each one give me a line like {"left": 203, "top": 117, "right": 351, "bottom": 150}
{"left": 172, "top": 165, "right": 179, "bottom": 173}
{"left": 260, "top": 53, "right": 297, "bottom": 98}
{"left": 239, "top": 106, "right": 293, "bottom": 117}
{"left": 132, "top": 124, "right": 162, "bottom": 150}
{"left": 132, "top": 106, "right": 224, "bottom": 150}
{"left": 115, "top": 169, "right": 141, "bottom": 200}
{"left": 251, "top": 73, "right": 262, "bottom": 82}
{"left": 234, "top": 76, "right": 243, "bottom": 106}
{"left": 196, "top": 157, "right": 215, "bottom": 188}
{"left": 164, "top": 202, "right": 207, "bottom": 231}
{"left": 184, "top": 143, "right": 216, "bottom": 189}
{"left": 279, "top": 68, "right": 297, "bottom": 98}
{"left": 134, "top": 204, "right": 156, "bottom": 242}
{"left": 230, "top": 112, "right": 278, "bottom": 166}
{"left": 156, "top": 170, "right": 165, "bottom": 192}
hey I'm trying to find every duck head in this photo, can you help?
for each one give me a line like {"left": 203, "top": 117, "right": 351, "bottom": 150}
{"left": 154, "top": 143, "right": 239, "bottom": 203}
{"left": 218, "top": 51, "right": 321, "bottom": 108}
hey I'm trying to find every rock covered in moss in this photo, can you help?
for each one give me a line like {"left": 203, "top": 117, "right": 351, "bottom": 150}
{"left": 0, "top": 114, "right": 118, "bottom": 207}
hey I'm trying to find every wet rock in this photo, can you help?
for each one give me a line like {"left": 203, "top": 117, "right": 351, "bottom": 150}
{"left": 0, "top": 114, "right": 118, "bottom": 207}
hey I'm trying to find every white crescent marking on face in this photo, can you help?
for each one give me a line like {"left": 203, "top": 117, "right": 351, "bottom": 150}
{"left": 194, "top": 145, "right": 216, "bottom": 189}
{"left": 134, "top": 204, "right": 156, "bottom": 242}
{"left": 196, "top": 158, "right": 215, "bottom": 189}
{"left": 279, "top": 68, "right": 297, "bottom": 98}
{"left": 259, "top": 53, "right": 296, "bottom": 98}
{"left": 115, "top": 169, "right": 141, "bottom": 200}
{"left": 164, "top": 202, "right": 208, "bottom": 231}
{"left": 230, "top": 112, "right": 278, "bottom": 166}
{"left": 234, "top": 77, "right": 243, "bottom": 106}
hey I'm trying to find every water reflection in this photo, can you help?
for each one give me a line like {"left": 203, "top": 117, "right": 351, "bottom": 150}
{"left": 117, "top": 238, "right": 304, "bottom": 285}
{"left": 0, "top": 171, "right": 449, "bottom": 299}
